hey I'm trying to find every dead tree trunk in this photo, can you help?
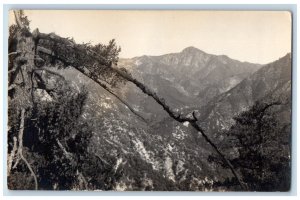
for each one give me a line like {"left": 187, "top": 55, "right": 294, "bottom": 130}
{"left": 8, "top": 11, "right": 39, "bottom": 190}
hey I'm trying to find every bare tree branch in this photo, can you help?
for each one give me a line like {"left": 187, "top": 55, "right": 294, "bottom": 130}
{"left": 56, "top": 139, "right": 88, "bottom": 190}
{"left": 56, "top": 139, "right": 73, "bottom": 160}
{"left": 20, "top": 151, "right": 38, "bottom": 190}
{"left": 13, "top": 109, "right": 38, "bottom": 190}
{"left": 7, "top": 136, "right": 18, "bottom": 176}
{"left": 14, "top": 110, "right": 26, "bottom": 169}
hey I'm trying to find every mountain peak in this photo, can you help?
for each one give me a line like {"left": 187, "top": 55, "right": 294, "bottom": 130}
{"left": 181, "top": 46, "right": 204, "bottom": 54}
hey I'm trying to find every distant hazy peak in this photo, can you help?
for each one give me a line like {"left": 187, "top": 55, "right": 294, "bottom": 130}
{"left": 180, "top": 46, "right": 205, "bottom": 54}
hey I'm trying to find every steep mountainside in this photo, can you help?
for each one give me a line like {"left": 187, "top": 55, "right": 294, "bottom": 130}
{"left": 60, "top": 68, "right": 230, "bottom": 191}
{"left": 197, "top": 53, "right": 291, "bottom": 135}
{"left": 58, "top": 51, "right": 290, "bottom": 191}
{"left": 118, "top": 47, "right": 261, "bottom": 122}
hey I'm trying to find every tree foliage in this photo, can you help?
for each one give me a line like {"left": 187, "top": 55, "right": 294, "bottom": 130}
{"left": 209, "top": 101, "right": 291, "bottom": 191}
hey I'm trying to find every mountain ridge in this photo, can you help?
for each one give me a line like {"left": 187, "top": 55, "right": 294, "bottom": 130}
{"left": 127, "top": 46, "right": 263, "bottom": 66}
{"left": 118, "top": 46, "right": 262, "bottom": 122}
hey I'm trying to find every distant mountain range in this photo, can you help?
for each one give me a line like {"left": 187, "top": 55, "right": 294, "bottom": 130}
{"left": 61, "top": 47, "right": 291, "bottom": 190}
{"left": 118, "top": 46, "right": 261, "bottom": 122}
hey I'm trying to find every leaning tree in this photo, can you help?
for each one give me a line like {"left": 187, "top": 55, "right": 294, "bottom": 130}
{"left": 8, "top": 10, "right": 246, "bottom": 190}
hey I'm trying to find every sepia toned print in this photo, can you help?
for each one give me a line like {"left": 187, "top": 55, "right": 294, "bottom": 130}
{"left": 7, "top": 10, "right": 291, "bottom": 191}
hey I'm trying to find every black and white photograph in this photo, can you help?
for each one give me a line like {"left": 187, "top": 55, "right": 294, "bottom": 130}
{"left": 7, "top": 10, "right": 292, "bottom": 192}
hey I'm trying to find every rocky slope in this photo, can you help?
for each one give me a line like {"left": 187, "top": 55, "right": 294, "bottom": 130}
{"left": 60, "top": 69, "right": 228, "bottom": 191}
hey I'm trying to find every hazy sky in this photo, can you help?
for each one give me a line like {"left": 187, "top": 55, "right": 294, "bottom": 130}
{"left": 9, "top": 10, "right": 291, "bottom": 64}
